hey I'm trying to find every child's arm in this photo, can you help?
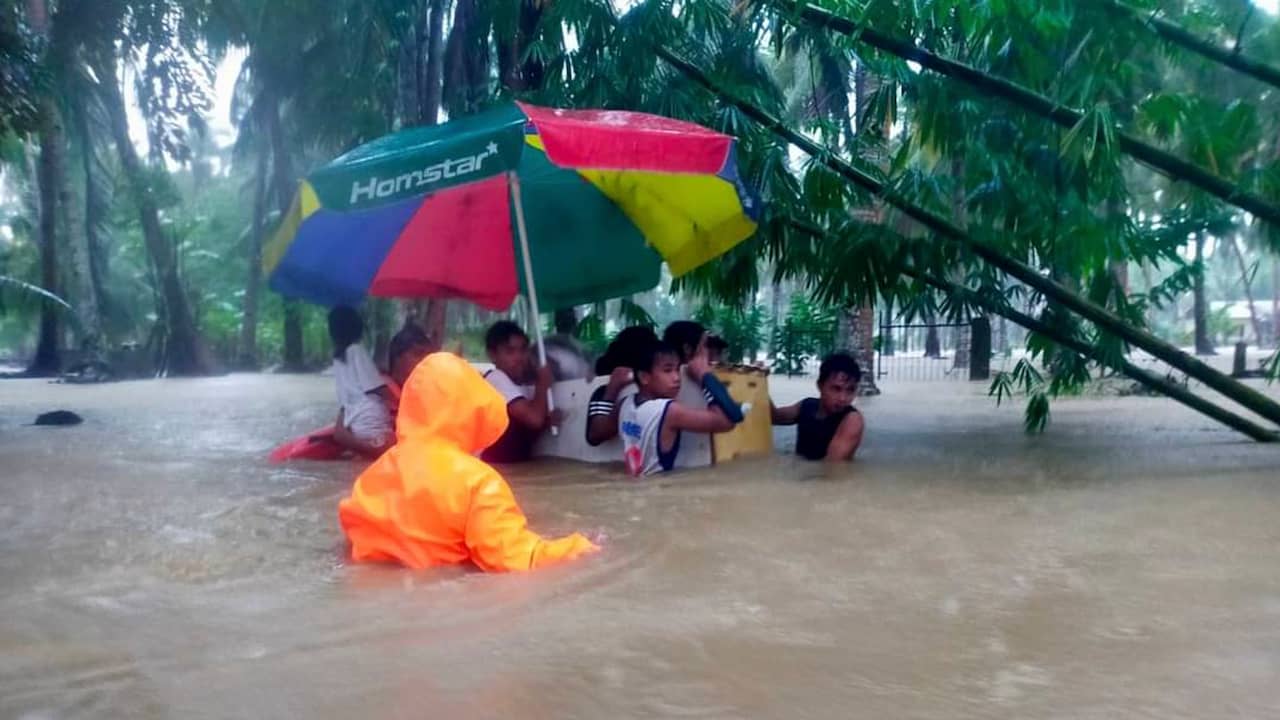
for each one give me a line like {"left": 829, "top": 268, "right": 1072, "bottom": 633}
{"left": 665, "top": 402, "right": 736, "bottom": 435}
{"left": 586, "top": 368, "right": 632, "bottom": 446}
{"left": 507, "top": 365, "right": 555, "bottom": 430}
{"left": 770, "top": 400, "right": 801, "bottom": 425}
{"left": 825, "top": 412, "right": 865, "bottom": 462}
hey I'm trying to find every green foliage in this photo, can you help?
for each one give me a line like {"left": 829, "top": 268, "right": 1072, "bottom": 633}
{"left": 988, "top": 358, "right": 1051, "bottom": 434}
{"left": 0, "top": 5, "right": 43, "bottom": 136}
{"left": 771, "top": 293, "right": 836, "bottom": 375}
{"left": 694, "top": 301, "right": 767, "bottom": 363}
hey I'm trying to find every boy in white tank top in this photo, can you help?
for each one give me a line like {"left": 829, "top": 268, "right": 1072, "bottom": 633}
{"left": 619, "top": 341, "right": 743, "bottom": 476}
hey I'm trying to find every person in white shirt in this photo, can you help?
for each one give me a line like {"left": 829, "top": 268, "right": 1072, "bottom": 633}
{"left": 481, "top": 321, "right": 559, "bottom": 463}
{"left": 328, "top": 306, "right": 394, "bottom": 458}
{"left": 619, "top": 340, "right": 742, "bottom": 476}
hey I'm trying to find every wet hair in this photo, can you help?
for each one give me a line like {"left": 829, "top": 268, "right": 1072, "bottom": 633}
{"left": 595, "top": 326, "right": 659, "bottom": 375}
{"left": 388, "top": 322, "right": 431, "bottom": 370}
{"left": 631, "top": 340, "right": 681, "bottom": 377}
{"left": 328, "top": 305, "right": 364, "bottom": 360}
{"left": 485, "top": 320, "right": 527, "bottom": 351}
{"left": 818, "top": 352, "right": 862, "bottom": 385}
{"left": 662, "top": 321, "right": 707, "bottom": 362}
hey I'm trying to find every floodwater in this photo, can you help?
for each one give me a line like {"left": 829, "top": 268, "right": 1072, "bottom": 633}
{"left": 1, "top": 372, "right": 1278, "bottom": 719}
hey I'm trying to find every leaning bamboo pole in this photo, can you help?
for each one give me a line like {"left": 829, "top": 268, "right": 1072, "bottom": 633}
{"left": 781, "top": 216, "right": 1278, "bottom": 441}
{"left": 768, "top": 0, "right": 1280, "bottom": 229}
{"left": 906, "top": 268, "right": 1279, "bottom": 442}
{"left": 646, "top": 41, "right": 1280, "bottom": 430}
{"left": 1094, "top": 0, "right": 1280, "bottom": 91}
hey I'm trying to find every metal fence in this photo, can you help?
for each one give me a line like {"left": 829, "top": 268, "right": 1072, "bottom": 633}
{"left": 876, "top": 317, "right": 992, "bottom": 382}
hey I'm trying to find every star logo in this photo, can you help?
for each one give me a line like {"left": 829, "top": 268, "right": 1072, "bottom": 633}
{"left": 486, "top": 141, "right": 498, "bottom": 155}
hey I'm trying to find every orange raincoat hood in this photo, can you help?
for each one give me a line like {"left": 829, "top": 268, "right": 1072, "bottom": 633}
{"left": 394, "top": 350, "right": 509, "bottom": 451}
{"left": 338, "top": 353, "right": 597, "bottom": 572}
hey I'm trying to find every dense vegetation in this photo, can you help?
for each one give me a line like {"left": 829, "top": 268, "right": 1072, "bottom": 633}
{"left": 2, "top": 0, "right": 1279, "bottom": 433}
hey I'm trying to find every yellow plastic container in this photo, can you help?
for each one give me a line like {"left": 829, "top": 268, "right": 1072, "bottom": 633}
{"left": 711, "top": 365, "right": 773, "bottom": 463}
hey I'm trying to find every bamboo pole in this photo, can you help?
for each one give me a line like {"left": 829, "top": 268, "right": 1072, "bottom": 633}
{"left": 647, "top": 42, "right": 1280, "bottom": 429}
{"left": 1094, "top": 0, "right": 1280, "bottom": 91}
{"left": 769, "top": 0, "right": 1280, "bottom": 228}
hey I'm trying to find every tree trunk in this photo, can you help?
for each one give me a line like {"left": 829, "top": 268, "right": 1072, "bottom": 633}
{"left": 423, "top": 0, "right": 446, "bottom": 123}
{"left": 1228, "top": 236, "right": 1264, "bottom": 346}
{"left": 238, "top": 140, "right": 269, "bottom": 369}
{"left": 851, "top": 60, "right": 881, "bottom": 393}
{"left": 264, "top": 90, "right": 305, "bottom": 371}
{"left": 64, "top": 102, "right": 104, "bottom": 355}
{"left": 498, "top": 1, "right": 545, "bottom": 93}
{"left": 443, "top": 0, "right": 490, "bottom": 114}
{"left": 853, "top": 304, "right": 879, "bottom": 394}
{"left": 28, "top": 96, "right": 63, "bottom": 376}
{"left": 1193, "top": 233, "right": 1215, "bottom": 355}
{"left": 282, "top": 303, "right": 304, "bottom": 370}
{"left": 96, "top": 49, "right": 209, "bottom": 375}
{"left": 405, "top": 0, "right": 450, "bottom": 344}
{"left": 423, "top": 299, "right": 447, "bottom": 345}
{"left": 25, "top": 0, "right": 59, "bottom": 375}
{"left": 79, "top": 108, "right": 112, "bottom": 338}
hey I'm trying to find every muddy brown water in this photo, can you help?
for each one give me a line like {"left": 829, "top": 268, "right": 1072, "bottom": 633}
{"left": 1, "top": 373, "right": 1278, "bottom": 719}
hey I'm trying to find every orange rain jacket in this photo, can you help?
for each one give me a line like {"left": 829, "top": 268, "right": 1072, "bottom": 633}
{"left": 338, "top": 352, "right": 598, "bottom": 572}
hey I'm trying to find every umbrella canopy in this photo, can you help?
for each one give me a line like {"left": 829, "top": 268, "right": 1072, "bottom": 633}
{"left": 263, "top": 102, "right": 761, "bottom": 312}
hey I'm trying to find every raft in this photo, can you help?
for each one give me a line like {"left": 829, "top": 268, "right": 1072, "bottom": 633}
{"left": 268, "top": 427, "right": 345, "bottom": 463}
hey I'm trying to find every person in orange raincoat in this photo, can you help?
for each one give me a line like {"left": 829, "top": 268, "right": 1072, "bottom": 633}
{"left": 338, "top": 352, "right": 599, "bottom": 572}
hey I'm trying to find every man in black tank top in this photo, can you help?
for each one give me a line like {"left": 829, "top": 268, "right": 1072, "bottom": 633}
{"left": 771, "top": 352, "right": 865, "bottom": 462}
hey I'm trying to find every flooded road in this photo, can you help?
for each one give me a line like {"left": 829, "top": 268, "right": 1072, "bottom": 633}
{"left": 2, "top": 373, "right": 1278, "bottom": 719}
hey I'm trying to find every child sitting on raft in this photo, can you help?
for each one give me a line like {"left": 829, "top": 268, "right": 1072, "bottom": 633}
{"left": 620, "top": 340, "right": 744, "bottom": 476}
{"left": 328, "top": 306, "right": 395, "bottom": 458}
{"left": 586, "top": 326, "right": 659, "bottom": 447}
{"left": 338, "top": 352, "right": 599, "bottom": 571}
{"left": 481, "top": 321, "right": 560, "bottom": 464}
{"left": 771, "top": 352, "right": 866, "bottom": 462}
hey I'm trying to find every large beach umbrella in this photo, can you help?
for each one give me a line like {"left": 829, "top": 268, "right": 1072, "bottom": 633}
{"left": 264, "top": 102, "right": 761, "bottom": 355}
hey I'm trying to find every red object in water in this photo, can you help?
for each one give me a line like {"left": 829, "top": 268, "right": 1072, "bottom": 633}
{"left": 268, "top": 426, "right": 346, "bottom": 463}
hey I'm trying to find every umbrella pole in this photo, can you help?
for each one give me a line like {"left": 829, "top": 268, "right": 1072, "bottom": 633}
{"left": 508, "top": 171, "right": 558, "bottom": 436}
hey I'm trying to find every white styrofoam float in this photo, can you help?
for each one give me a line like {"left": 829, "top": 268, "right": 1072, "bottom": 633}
{"left": 533, "top": 366, "right": 772, "bottom": 467}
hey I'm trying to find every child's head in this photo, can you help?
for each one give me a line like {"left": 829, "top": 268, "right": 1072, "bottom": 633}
{"left": 662, "top": 321, "right": 707, "bottom": 364}
{"left": 705, "top": 334, "right": 728, "bottom": 365}
{"left": 631, "top": 340, "right": 682, "bottom": 399}
{"left": 328, "top": 305, "right": 364, "bottom": 360}
{"left": 816, "top": 352, "right": 861, "bottom": 414}
{"left": 595, "top": 325, "right": 659, "bottom": 376}
{"left": 388, "top": 322, "right": 435, "bottom": 387}
{"left": 485, "top": 320, "right": 531, "bottom": 380}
